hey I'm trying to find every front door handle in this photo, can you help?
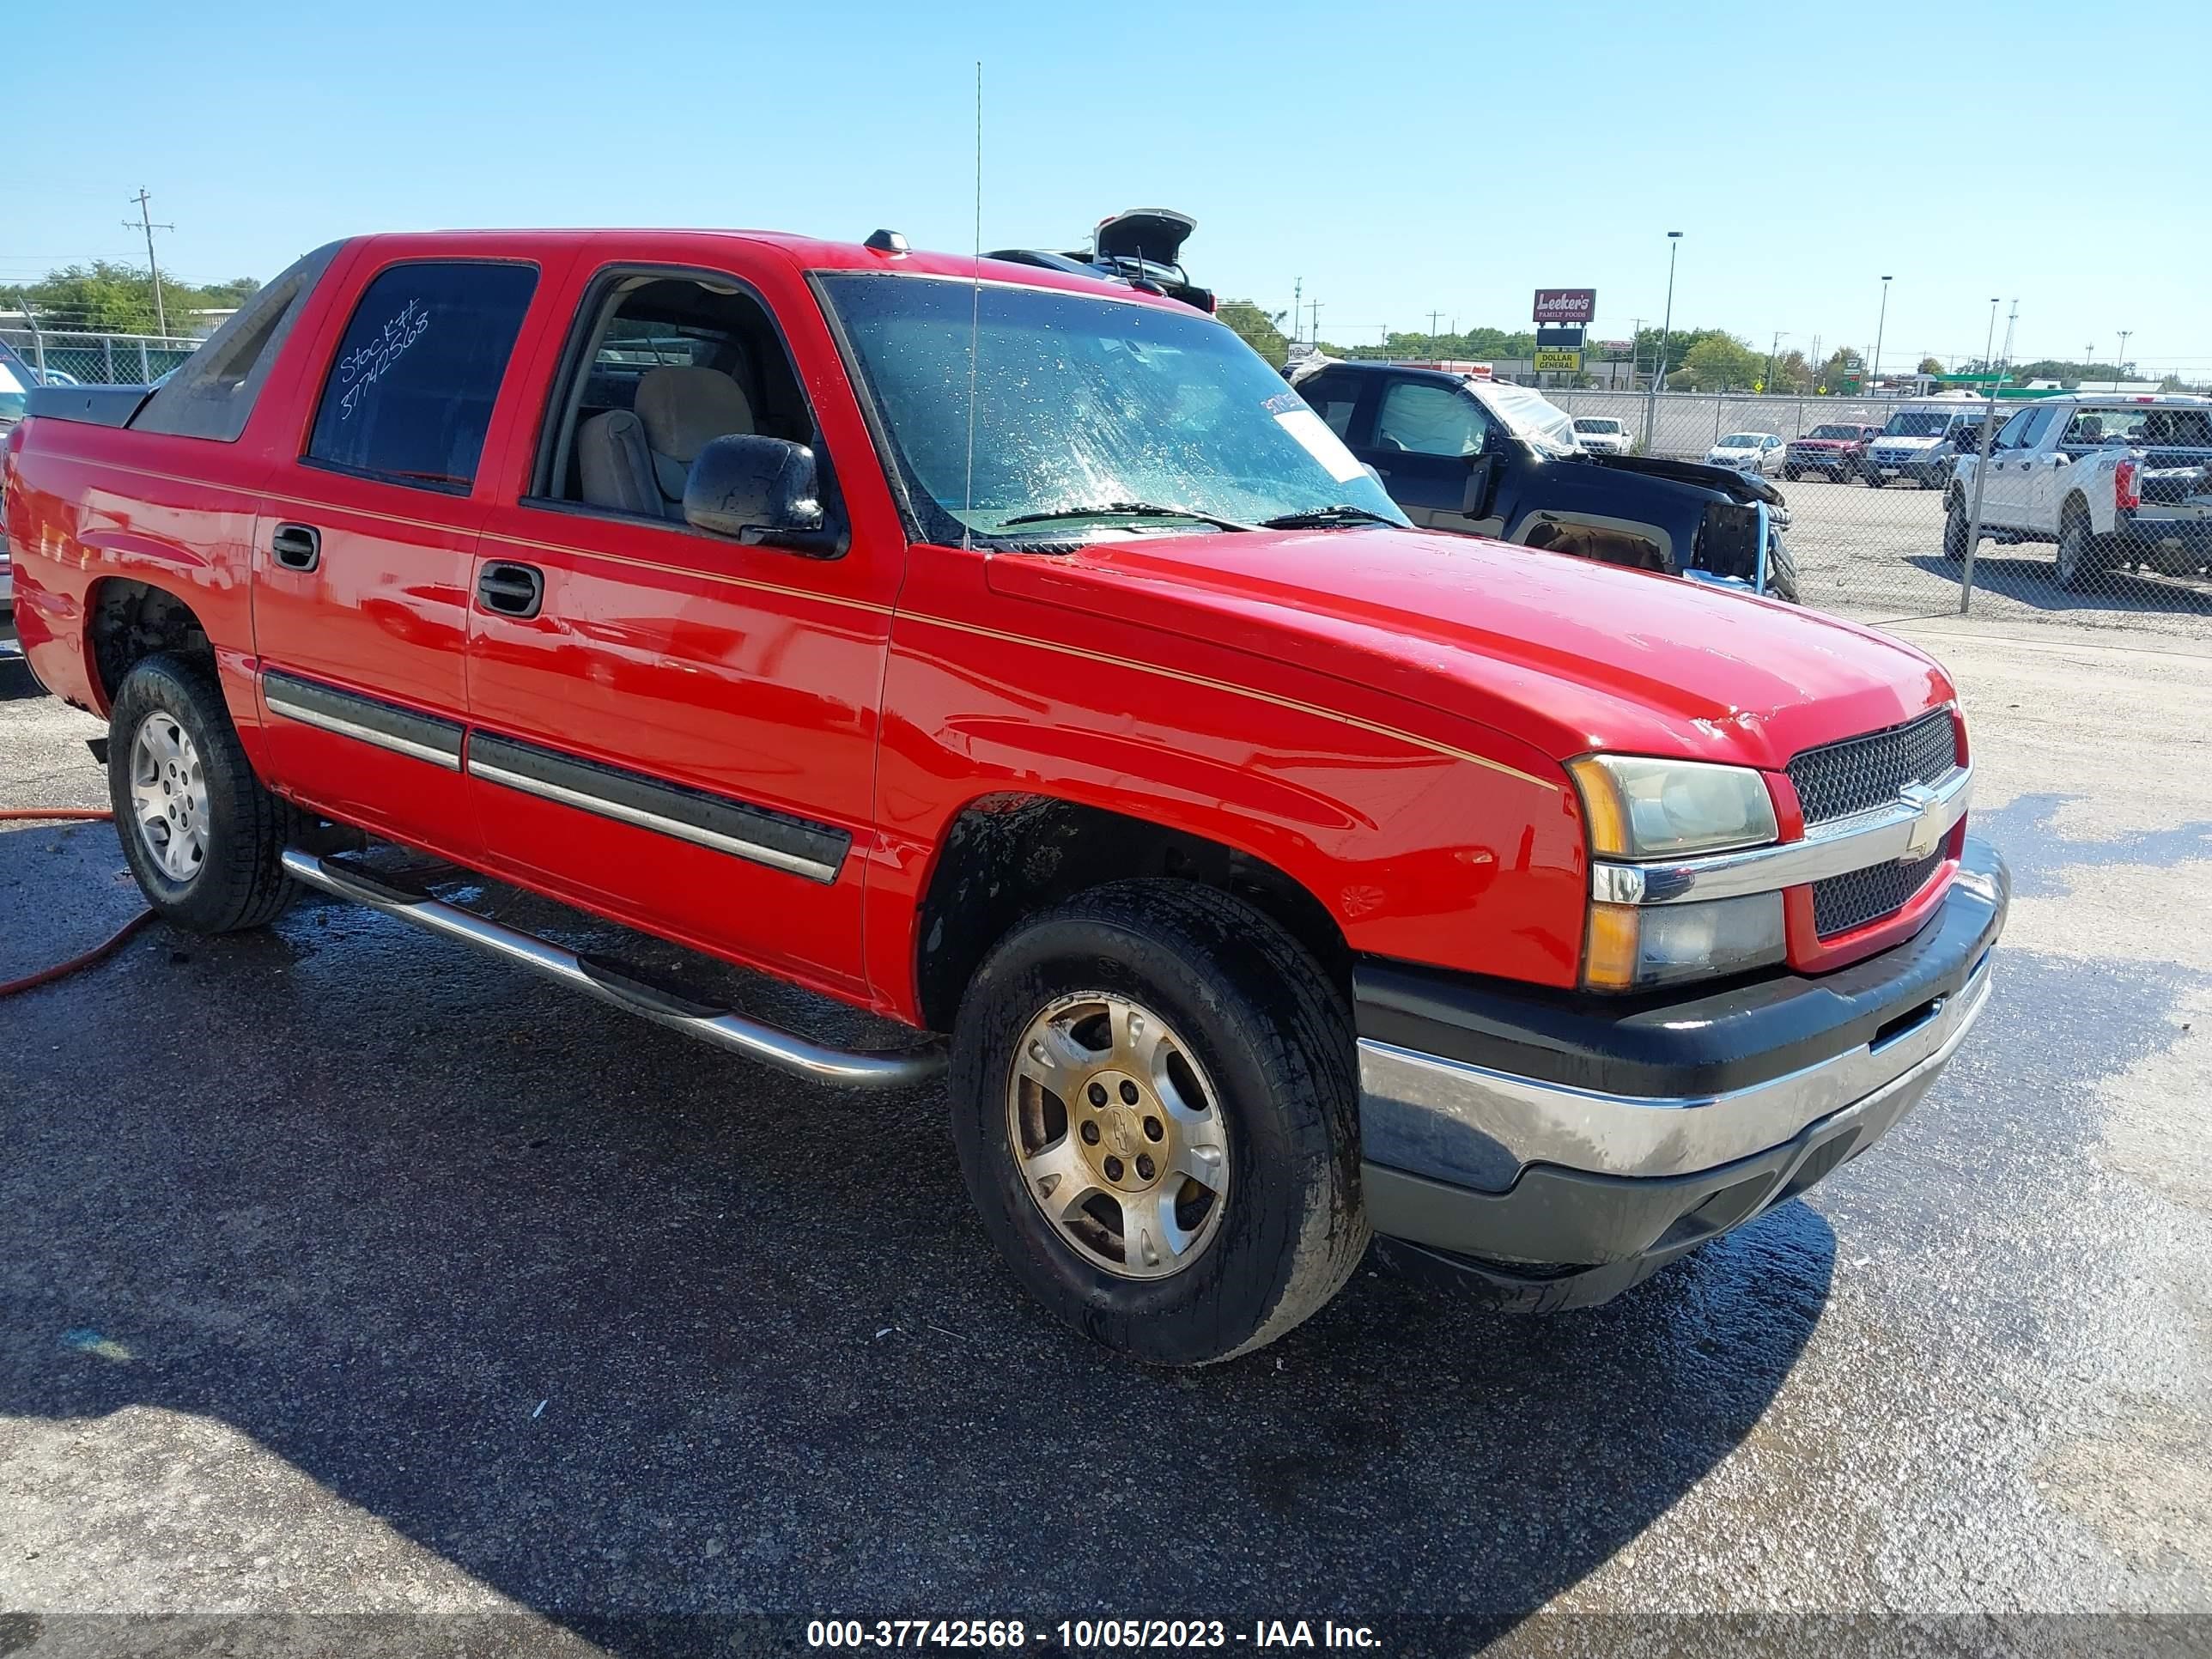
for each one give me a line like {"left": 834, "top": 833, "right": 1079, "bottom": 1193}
{"left": 477, "top": 561, "right": 544, "bottom": 619}
{"left": 271, "top": 523, "right": 320, "bottom": 572}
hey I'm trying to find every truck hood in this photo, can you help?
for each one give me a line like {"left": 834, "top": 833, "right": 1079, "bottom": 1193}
{"left": 988, "top": 527, "right": 1952, "bottom": 773}
{"left": 1580, "top": 449, "right": 1781, "bottom": 503}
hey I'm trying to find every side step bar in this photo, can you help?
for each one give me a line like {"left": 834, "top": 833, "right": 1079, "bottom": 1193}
{"left": 279, "top": 849, "right": 945, "bottom": 1091}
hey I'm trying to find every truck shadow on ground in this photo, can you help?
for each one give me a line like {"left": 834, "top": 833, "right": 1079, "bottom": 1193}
{"left": 1903, "top": 552, "right": 2212, "bottom": 616}
{"left": 0, "top": 859, "right": 1839, "bottom": 1648}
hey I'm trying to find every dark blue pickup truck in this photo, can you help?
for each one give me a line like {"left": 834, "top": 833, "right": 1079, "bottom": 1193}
{"left": 1290, "top": 359, "right": 1799, "bottom": 602}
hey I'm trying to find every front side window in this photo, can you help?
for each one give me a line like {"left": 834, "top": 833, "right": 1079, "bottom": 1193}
{"left": 819, "top": 274, "right": 1401, "bottom": 542}
{"left": 305, "top": 261, "right": 538, "bottom": 489}
{"left": 1376, "top": 381, "right": 1490, "bottom": 458}
{"left": 535, "top": 270, "right": 814, "bottom": 520}
{"left": 1994, "top": 408, "right": 2038, "bottom": 449}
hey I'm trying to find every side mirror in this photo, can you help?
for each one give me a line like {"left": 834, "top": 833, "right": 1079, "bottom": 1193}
{"left": 1462, "top": 453, "right": 1501, "bottom": 520}
{"left": 683, "top": 434, "right": 837, "bottom": 554}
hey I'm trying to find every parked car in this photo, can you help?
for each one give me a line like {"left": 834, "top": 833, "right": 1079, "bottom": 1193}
{"left": 1291, "top": 359, "right": 1798, "bottom": 600}
{"left": 1570, "top": 414, "right": 1631, "bottom": 454}
{"left": 1707, "top": 431, "right": 1785, "bottom": 475}
{"left": 988, "top": 207, "right": 1214, "bottom": 313}
{"left": 1784, "top": 422, "right": 1881, "bottom": 483}
{"left": 1865, "top": 397, "right": 1990, "bottom": 489}
{"left": 1947, "top": 393, "right": 2212, "bottom": 587}
{"left": 5, "top": 227, "right": 2006, "bottom": 1364}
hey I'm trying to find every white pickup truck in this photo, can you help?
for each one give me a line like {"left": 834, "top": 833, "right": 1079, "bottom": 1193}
{"left": 1945, "top": 393, "right": 2212, "bottom": 588}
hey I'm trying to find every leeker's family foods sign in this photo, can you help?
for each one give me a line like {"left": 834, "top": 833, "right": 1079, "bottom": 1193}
{"left": 1533, "top": 289, "right": 1596, "bottom": 325}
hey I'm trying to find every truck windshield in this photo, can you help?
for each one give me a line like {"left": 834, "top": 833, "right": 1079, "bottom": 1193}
{"left": 818, "top": 274, "right": 1405, "bottom": 543}
{"left": 1882, "top": 411, "right": 1954, "bottom": 437}
{"left": 0, "top": 361, "right": 23, "bottom": 423}
{"left": 1807, "top": 424, "right": 1858, "bottom": 440}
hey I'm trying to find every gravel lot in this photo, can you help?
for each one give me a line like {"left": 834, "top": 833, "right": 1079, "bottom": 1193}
{"left": 1780, "top": 477, "right": 2212, "bottom": 635}
{"left": 3, "top": 614, "right": 2209, "bottom": 1656}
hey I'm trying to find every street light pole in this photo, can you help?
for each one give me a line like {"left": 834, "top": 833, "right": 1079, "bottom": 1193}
{"left": 1643, "top": 231, "right": 1682, "bottom": 453}
{"left": 2117, "top": 330, "right": 2132, "bottom": 384}
{"left": 1871, "top": 275, "right": 1893, "bottom": 393}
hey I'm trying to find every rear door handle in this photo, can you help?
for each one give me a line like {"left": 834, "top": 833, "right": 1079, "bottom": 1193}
{"left": 271, "top": 523, "right": 320, "bottom": 572}
{"left": 477, "top": 561, "right": 544, "bottom": 619}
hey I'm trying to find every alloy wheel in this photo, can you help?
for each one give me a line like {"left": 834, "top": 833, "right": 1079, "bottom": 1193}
{"left": 129, "top": 714, "right": 209, "bottom": 883}
{"left": 1006, "top": 991, "right": 1231, "bottom": 1279}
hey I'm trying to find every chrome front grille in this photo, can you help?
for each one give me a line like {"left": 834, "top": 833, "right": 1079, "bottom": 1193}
{"left": 1813, "top": 848, "right": 1944, "bottom": 939}
{"left": 1787, "top": 708, "right": 1958, "bottom": 827}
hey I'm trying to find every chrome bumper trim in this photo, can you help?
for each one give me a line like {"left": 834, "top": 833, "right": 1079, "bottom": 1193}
{"left": 1592, "top": 763, "right": 1971, "bottom": 906}
{"left": 1357, "top": 951, "right": 1992, "bottom": 1186}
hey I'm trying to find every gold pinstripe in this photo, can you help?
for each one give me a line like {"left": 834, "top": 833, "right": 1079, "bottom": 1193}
{"left": 70, "top": 458, "right": 1559, "bottom": 793}
{"left": 894, "top": 611, "right": 1561, "bottom": 793}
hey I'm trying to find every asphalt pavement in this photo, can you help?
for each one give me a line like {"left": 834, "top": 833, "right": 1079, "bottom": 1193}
{"left": 2, "top": 615, "right": 2209, "bottom": 1657}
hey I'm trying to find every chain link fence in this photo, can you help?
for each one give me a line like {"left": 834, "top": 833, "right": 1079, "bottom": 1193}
{"left": 0, "top": 327, "right": 201, "bottom": 387}
{"left": 1548, "top": 388, "right": 2212, "bottom": 631}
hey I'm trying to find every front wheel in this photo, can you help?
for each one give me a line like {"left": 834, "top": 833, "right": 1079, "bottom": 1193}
{"left": 950, "top": 880, "right": 1366, "bottom": 1366}
{"left": 1782, "top": 465, "right": 1802, "bottom": 482}
{"left": 1865, "top": 472, "right": 1887, "bottom": 489}
{"left": 108, "top": 653, "right": 299, "bottom": 933}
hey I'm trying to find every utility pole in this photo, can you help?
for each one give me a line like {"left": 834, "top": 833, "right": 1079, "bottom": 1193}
{"left": 125, "top": 188, "right": 174, "bottom": 337}
{"left": 1427, "top": 309, "right": 1443, "bottom": 354}
{"left": 1643, "top": 231, "right": 1682, "bottom": 452}
{"left": 1291, "top": 277, "right": 1302, "bottom": 343}
{"left": 1310, "top": 301, "right": 1322, "bottom": 346}
{"left": 1871, "top": 275, "right": 1893, "bottom": 391}
{"left": 1765, "top": 330, "right": 1787, "bottom": 393}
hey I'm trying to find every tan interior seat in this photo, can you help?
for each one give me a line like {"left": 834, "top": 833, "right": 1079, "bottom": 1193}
{"left": 577, "top": 365, "right": 756, "bottom": 519}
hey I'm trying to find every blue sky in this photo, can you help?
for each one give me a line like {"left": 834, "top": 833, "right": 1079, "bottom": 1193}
{"left": 11, "top": 0, "right": 2209, "bottom": 374}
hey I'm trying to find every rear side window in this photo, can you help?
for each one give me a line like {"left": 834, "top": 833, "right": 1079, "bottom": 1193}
{"left": 305, "top": 261, "right": 538, "bottom": 489}
{"left": 132, "top": 242, "right": 343, "bottom": 442}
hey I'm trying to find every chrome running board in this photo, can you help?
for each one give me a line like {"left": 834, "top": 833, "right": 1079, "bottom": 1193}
{"left": 279, "top": 849, "right": 944, "bottom": 1091}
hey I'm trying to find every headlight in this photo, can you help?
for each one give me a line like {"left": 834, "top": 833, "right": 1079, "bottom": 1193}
{"left": 1571, "top": 756, "right": 1787, "bottom": 992}
{"left": 1569, "top": 755, "right": 1778, "bottom": 859}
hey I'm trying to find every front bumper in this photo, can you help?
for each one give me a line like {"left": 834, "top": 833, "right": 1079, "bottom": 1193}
{"left": 1358, "top": 837, "right": 2008, "bottom": 1310}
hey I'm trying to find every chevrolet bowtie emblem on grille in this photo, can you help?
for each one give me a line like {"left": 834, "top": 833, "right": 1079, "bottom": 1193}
{"left": 1898, "top": 781, "right": 1943, "bottom": 861}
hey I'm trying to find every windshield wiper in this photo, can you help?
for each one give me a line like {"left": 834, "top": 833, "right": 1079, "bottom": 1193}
{"left": 997, "top": 501, "right": 1255, "bottom": 532}
{"left": 1257, "top": 503, "right": 1398, "bottom": 529}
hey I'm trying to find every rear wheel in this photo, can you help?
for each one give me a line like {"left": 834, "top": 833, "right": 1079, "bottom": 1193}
{"left": 1942, "top": 493, "right": 1971, "bottom": 563}
{"left": 108, "top": 653, "right": 298, "bottom": 933}
{"left": 1782, "top": 465, "right": 1802, "bottom": 482}
{"left": 2055, "top": 500, "right": 2103, "bottom": 590}
{"left": 950, "top": 880, "right": 1366, "bottom": 1366}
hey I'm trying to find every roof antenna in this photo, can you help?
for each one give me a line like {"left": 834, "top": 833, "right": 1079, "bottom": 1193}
{"left": 962, "top": 59, "right": 983, "bottom": 554}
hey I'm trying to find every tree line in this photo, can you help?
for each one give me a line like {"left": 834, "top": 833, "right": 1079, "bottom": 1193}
{"left": 6, "top": 263, "right": 261, "bottom": 337}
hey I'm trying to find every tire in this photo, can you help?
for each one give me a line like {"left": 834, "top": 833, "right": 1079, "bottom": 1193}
{"left": 1865, "top": 473, "right": 1886, "bottom": 489}
{"left": 950, "top": 879, "right": 1366, "bottom": 1366}
{"left": 1782, "top": 465, "right": 1802, "bottom": 482}
{"left": 1942, "top": 493, "right": 1970, "bottom": 563}
{"left": 2055, "top": 500, "right": 2102, "bottom": 591}
{"left": 1763, "top": 535, "right": 1801, "bottom": 604}
{"left": 108, "top": 653, "right": 299, "bottom": 933}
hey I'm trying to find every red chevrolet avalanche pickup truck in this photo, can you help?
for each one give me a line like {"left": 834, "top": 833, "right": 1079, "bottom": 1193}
{"left": 2, "top": 229, "right": 2007, "bottom": 1364}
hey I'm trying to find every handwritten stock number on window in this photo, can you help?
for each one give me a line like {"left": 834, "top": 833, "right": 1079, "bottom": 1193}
{"left": 336, "top": 300, "right": 430, "bottom": 420}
